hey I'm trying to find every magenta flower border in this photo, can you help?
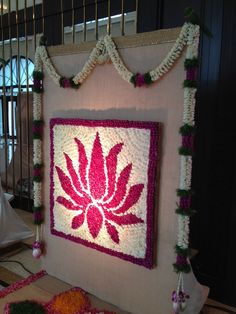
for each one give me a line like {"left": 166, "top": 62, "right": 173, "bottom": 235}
{"left": 0, "top": 270, "right": 47, "bottom": 299}
{"left": 50, "top": 118, "right": 160, "bottom": 269}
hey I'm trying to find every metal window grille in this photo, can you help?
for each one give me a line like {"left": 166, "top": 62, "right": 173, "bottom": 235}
{"left": 0, "top": 0, "right": 138, "bottom": 210}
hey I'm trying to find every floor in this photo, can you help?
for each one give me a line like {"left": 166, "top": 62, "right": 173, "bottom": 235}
{"left": 0, "top": 209, "right": 236, "bottom": 314}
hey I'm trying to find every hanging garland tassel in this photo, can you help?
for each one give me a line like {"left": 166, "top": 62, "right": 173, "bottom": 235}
{"left": 172, "top": 273, "right": 190, "bottom": 313}
{"left": 32, "top": 37, "right": 45, "bottom": 259}
{"left": 32, "top": 241, "right": 44, "bottom": 259}
{"left": 172, "top": 9, "right": 200, "bottom": 312}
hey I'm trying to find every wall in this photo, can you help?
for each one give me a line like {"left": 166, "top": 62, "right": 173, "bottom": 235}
{"left": 41, "top": 32, "right": 205, "bottom": 314}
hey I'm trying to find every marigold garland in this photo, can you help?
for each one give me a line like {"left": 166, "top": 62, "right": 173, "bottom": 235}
{"left": 46, "top": 288, "right": 90, "bottom": 314}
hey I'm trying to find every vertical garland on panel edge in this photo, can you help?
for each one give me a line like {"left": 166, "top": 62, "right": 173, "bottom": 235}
{"left": 172, "top": 18, "right": 200, "bottom": 314}
{"left": 32, "top": 37, "right": 46, "bottom": 259}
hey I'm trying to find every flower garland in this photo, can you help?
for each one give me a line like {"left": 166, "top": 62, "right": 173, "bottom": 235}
{"left": 172, "top": 22, "right": 200, "bottom": 314}
{"left": 33, "top": 13, "right": 200, "bottom": 313}
{"left": 33, "top": 23, "right": 192, "bottom": 91}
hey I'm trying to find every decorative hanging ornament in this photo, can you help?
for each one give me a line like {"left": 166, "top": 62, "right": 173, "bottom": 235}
{"left": 172, "top": 273, "right": 189, "bottom": 313}
{"left": 32, "top": 241, "right": 44, "bottom": 259}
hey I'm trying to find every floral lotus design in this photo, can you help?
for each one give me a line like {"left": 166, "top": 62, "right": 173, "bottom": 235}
{"left": 55, "top": 132, "right": 144, "bottom": 244}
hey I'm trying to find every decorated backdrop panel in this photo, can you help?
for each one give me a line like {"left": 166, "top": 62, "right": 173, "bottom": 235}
{"left": 40, "top": 29, "right": 207, "bottom": 314}
{"left": 50, "top": 119, "right": 159, "bottom": 268}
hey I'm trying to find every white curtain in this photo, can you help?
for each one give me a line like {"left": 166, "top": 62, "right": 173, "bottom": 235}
{"left": 0, "top": 178, "right": 33, "bottom": 248}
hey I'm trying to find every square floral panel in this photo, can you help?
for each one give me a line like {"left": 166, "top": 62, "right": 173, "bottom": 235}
{"left": 50, "top": 118, "right": 160, "bottom": 268}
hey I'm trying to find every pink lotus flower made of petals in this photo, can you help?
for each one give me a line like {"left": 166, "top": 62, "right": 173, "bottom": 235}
{"left": 55, "top": 132, "right": 144, "bottom": 244}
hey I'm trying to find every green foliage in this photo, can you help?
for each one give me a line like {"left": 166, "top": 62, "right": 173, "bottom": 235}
{"left": 33, "top": 134, "right": 42, "bottom": 140}
{"left": 184, "top": 7, "right": 213, "bottom": 38}
{"left": 173, "top": 262, "right": 191, "bottom": 274}
{"left": 39, "top": 36, "right": 47, "bottom": 46}
{"left": 144, "top": 72, "right": 153, "bottom": 85}
{"left": 33, "top": 176, "right": 42, "bottom": 182}
{"left": 33, "top": 120, "right": 44, "bottom": 126}
{"left": 183, "top": 79, "right": 198, "bottom": 88}
{"left": 34, "top": 163, "right": 43, "bottom": 169}
{"left": 9, "top": 301, "right": 46, "bottom": 314}
{"left": 130, "top": 74, "right": 136, "bottom": 87}
{"left": 32, "top": 86, "right": 44, "bottom": 94}
{"left": 184, "top": 7, "right": 201, "bottom": 25}
{"left": 175, "top": 245, "right": 190, "bottom": 257}
{"left": 34, "top": 219, "right": 44, "bottom": 225}
{"left": 176, "top": 207, "right": 196, "bottom": 216}
{"left": 179, "top": 124, "right": 194, "bottom": 135}
{"left": 33, "top": 71, "right": 44, "bottom": 80}
{"left": 184, "top": 58, "right": 199, "bottom": 69}
{"left": 70, "top": 77, "right": 81, "bottom": 89}
{"left": 176, "top": 189, "right": 193, "bottom": 197}
{"left": 33, "top": 206, "right": 43, "bottom": 212}
{"left": 178, "top": 146, "right": 193, "bottom": 156}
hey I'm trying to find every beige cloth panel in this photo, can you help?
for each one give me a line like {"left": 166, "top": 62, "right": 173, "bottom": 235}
{"left": 41, "top": 40, "right": 199, "bottom": 314}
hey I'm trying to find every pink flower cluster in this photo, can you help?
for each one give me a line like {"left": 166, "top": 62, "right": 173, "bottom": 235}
{"left": 135, "top": 73, "right": 146, "bottom": 87}
{"left": 61, "top": 78, "right": 71, "bottom": 88}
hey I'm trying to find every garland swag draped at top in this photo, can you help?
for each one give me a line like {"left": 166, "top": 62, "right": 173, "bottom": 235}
{"left": 33, "top": 21, "right": 200, "bottom": 314}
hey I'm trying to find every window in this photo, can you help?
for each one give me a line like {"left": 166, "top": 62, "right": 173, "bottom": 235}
{"left": 0, "top": 56, "right": 34, "bottom": 163}
{"left": 0, "top": 56, "right": 34, "bottom": 93}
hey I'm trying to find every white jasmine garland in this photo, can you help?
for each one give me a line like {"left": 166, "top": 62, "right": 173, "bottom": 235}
{"left": 33, "top": 48, "right": 44, "bottom": 251}
{"left": 33, "top": 22, "right": 195, "bottom": 89}
{"left": 33, "top": 182, "right": 42, "bottom": 207}
{"left": 183, "top": 88, "right": 197, "bottom": 125}
{"left": 150, "top": 23, "right": 189, "bottom": 81}
{"left": 73, "top": 38, "right": 106, "bottom": 84}
{"left": 103, "top": 35, "right": 133, "bottom": 83}
{"left": 186, "top": 24, "right": 200, "bottom": 59}
{"left": 33, "top": 140, "right": 42, "bottom": 164}
{"left": 33, "top": 93, "right": 42, "bottom": 120}
{"left": 37, "top": 46, "right": 61, "bottom": 85}
{"left": 177, "top": 216, "right": 190, "bottom": 248}
{"left": 179, "top": 156, "right": 192, "bottom": 190}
